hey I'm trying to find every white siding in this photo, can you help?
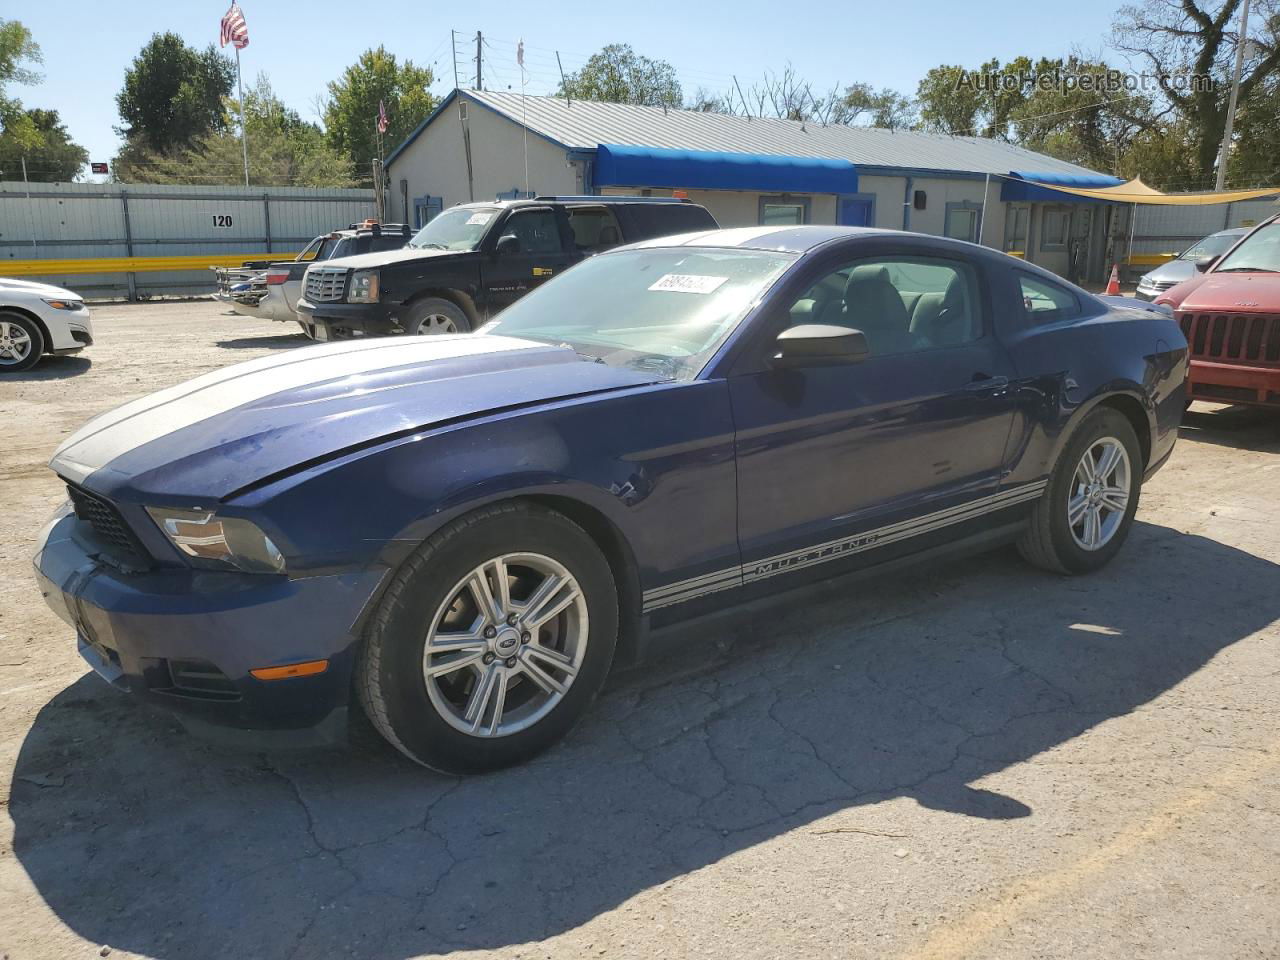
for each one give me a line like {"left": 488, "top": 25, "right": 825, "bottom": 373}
{"left": 388, "top": 93, "right": 578, "bottom": 221}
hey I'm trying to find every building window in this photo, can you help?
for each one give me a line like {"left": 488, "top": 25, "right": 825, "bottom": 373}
{"left": 944, "top": 202, "right": 982, "bottom": 243}
{"left": 1041, "top": 207, "right": 1071, "bottom": 251}
{"left": 759, "top": 195, "right": 810, "bottom": 226}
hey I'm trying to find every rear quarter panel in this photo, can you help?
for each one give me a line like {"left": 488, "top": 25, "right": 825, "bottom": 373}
{"left": 992, "top": 269, "right": 1187, "bottom": 484}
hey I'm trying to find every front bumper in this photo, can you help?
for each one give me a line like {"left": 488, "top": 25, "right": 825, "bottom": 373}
{"left": 296, "top": 297, "right": 400, "bottom": 339}
{"left": 33, "top": 511, "right": 386, "bottom": 732}
{"left": 1188, "top": 359, "right": 1280, "bottom": 407}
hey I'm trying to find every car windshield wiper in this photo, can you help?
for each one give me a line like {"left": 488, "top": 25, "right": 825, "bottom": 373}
{"left": 411, "top": 242, "right": 447, "bottom": 250}
{"left": 559, "top": 343, "right": 605, "bottom": 364}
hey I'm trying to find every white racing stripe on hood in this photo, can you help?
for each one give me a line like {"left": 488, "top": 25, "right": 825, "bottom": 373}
{"left": 51, "top": 334, "right": 548, "bottom": 484}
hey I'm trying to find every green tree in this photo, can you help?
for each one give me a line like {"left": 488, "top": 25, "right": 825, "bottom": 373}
{"left": 322, "top": 46, "right": 436, "bottom": 179}
{"left": 839, "top": 83, "right": 917, "bottom": 129}
{"left": 0, "top": 18, "right": 43, "bottom": 151}
{"left": 1113, "top": 0, "right": 1280, "bottom": 183}
{"left": 0, "top": 108, "right": 88, "bottom": 180}
{"left": 115, "top": 33, "right": 235, "bottom": 154}
{"left": 558, "top": 43, "right": 681, "bottom": 108}
{"left": 115, "top": 77, "right": 354, "bottom": 187}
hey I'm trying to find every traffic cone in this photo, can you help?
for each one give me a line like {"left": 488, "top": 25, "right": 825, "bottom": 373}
{"left": 1105, "top": 264, "right": 1121, "bottom": 296}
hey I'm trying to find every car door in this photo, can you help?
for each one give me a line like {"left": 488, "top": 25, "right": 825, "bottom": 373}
{"left": 728, "top": 245, "right": 1019, "bottom": 581}
{"left": 480, "top": 207, "right": 579, "bottom": 317}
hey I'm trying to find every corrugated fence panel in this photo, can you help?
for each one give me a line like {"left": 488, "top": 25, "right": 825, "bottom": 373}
{"left": 0, "top": 182, "right": 375, "bottom": 298}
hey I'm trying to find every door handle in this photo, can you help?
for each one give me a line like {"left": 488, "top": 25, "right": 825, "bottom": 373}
{"left": 963, "top": 374, "right": 1009, "bottom": 394}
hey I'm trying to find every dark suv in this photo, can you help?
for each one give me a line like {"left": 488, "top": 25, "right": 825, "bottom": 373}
{"left": 296, "top": 196, "right": 717, "bottom": 339}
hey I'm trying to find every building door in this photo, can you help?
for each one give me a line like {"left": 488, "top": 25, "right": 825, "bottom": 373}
{"left": 1004, "top": 204, "right": 1030, "bottom": 259}
{"left": 839, "top": 194, "right": 875, "bottom": 227}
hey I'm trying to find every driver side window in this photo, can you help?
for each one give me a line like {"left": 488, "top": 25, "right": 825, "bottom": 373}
{"left": 498, "top": 210, "right": 564, "bottom": 255}
{"left": 788, "top": 257, "right": 983, "bottom": 356}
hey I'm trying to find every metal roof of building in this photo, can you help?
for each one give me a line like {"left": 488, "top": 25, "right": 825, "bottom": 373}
{"left": 456, "top": 89, "right": 1108, "bottom": 178}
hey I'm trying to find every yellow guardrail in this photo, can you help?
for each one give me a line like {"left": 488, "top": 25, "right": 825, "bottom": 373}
{"left": 1127, "top": 253, "right": 1179, "bottom": 267}
{"left": 1, "top": 252, "right": 300, "bottom": 277}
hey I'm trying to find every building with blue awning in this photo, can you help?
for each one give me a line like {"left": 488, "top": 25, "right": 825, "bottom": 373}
{"left": 385, "top": 88, "right": 1130, "bottom": 283}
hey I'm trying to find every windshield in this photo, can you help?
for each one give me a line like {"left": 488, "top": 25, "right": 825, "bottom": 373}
{"left": 481, "top": 247, "right": 795, "bottom": 381}
{"left": 1214, "top": 223, "right": 1280, "bottom": 273}
{"left": 408, "top": 207, "right": 500, "bottom": 251}
{"left": 1180, "top": 232, "right": 1242, "bottom": 261}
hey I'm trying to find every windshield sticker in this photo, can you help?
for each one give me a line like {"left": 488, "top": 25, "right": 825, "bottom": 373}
{"left": 648, "top": 273, "right": 729, "bottom": 294}
{"left": 465, "top": 212, "right": 494, "bottom": 225}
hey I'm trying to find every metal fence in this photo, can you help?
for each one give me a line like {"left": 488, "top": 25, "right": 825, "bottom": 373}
{"left": 1127, "top": 197, "right": 1279, "bottom": 273}
{"left": 0, "top": 181, "right": 376, "bottom": 299}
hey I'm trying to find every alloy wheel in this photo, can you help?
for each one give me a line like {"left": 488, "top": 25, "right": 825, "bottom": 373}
{"left": 422, "top": 553, "right": 588, "bottom": 737}
{"left": 0, "top": 320, "right": 32, "bottom": 365}
{"left": 1067, "top": 437, "right": 1131, "bottom": 551}
{"left": 414, "top": 314, "right": 458, "bottom": 335}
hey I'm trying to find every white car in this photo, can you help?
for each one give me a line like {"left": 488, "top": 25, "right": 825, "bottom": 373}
{"left": 0, "top": 278, "right": 94, "bottom": 373}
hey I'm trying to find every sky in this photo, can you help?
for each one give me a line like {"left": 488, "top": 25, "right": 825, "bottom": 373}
{"left": 9, "top": 0, "right": 1134, "bottom": 181}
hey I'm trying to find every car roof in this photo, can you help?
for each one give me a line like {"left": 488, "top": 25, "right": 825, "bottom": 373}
{"left": 625, "top": 224, "right": 955, "bottom": 255}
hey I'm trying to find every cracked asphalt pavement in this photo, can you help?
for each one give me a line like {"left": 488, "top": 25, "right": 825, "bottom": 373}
{"left": 2, "top": 301, "right": 1279, "bottom": 960}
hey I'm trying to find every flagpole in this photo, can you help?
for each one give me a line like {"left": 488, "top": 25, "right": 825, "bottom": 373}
{"left": 235, "top": 46, "right": 249, "bottom": 186}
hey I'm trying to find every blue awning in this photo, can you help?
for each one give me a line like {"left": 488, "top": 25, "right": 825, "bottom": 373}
{"left": 595, "top": 143, "right": 859, "bottom": 195}
{"left": 1001, "top": 170, "right": 1125, "bottom": 204}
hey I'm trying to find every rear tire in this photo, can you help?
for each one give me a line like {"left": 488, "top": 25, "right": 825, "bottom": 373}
{"left": 0, "top": 312, "right": 44, "bottom": 373}
{"left": 1018, "top": 407, "right": 1143, "bottom": 574}
{"left": 404, "top": 297, "right": 470, "bottom": 336}
{"left": 356, "top": 502, "right": 618, "bottom": 774}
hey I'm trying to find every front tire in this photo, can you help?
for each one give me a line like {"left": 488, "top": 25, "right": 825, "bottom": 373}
{"left": 404, "top": 297, "right": 470, "bottom": 336}
{"left": 1018, "top": 407, "right": 1143, "bottom": 574}
{"left": 356, "top": 502, "right": 618, "bottom": 773}
{"left": 0, "top": 312, "right": 44, "bottom": 373}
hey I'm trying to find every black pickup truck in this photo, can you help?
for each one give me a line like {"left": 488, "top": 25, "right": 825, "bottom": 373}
{"left": 296, "top": 196, "right": 717, "bottom": 339}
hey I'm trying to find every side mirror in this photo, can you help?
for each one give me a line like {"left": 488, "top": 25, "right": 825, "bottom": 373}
{"left": 771, "top": 324, "right": 869, "bottom": 367}
{"left": 1194, "top": 255, "right": 1218, "bottom": 273}
{"left": 495, "top": 234, "right": 521, "bottom": 256}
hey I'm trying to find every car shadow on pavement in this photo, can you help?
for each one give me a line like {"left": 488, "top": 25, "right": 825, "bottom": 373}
{"left": 1180, "top": 403, "right": 1280, "bottom": 452}
{"left": 215, "top": 333, "right": 311, "bottom": 350}
{"left": 6, "top": 356, "right": 92, "bottom": 380}
{"left": 10, "top": 521, "right": 1277, "bottom": 958}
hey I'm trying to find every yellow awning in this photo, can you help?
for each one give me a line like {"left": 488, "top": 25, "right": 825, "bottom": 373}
{"left": 1021, "top": 176, "right": 1280, "bottom": 205}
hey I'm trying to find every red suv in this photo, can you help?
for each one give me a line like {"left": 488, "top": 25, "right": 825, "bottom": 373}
{"left": 1157, "top": 214, "right": 1280, "bottom": 407}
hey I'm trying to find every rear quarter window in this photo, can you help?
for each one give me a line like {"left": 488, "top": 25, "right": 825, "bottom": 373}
{"left": 613, "top": 203, "right": 718, "bottom": 242}
{"left": 1018, "top": 272, "right": 1083, "bottom": 327}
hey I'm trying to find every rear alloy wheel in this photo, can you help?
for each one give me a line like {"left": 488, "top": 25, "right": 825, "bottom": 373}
{"left": 357, "top": 502, "right": 617, "bottom": 773}
{"left": 1018, "top": 407, "right": 1143, "bottom": 574}
{"left": 405, "top": 297, "right": 470, "bottom": 336}
{"left": 0, "top": 313, "right": 43, "bottom": 373}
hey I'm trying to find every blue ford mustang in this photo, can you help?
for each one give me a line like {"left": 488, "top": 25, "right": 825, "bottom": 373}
{"left": 34, "top": 226, "right": 1187, "bottom": 773}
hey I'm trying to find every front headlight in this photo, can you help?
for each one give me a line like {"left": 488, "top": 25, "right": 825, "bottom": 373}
{"left": 146, "top": 507, "right": 285, "bottom": 574}
{"left": 347, "top": 269, "right": 380, "bottom": 303}
{"left": 43, "top": 298, "right": 84, "bottom": 311}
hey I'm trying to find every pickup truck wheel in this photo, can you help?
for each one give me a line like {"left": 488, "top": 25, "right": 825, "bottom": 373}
{"left": 405, "top": 297, "right": 470, "bottom": 336}
{"left": 0, "top": 313, "right": 43, "bottom": 373}
{"left": 356, "top": 502, "right": 618, "bottom": 774}
{"left": 1018, "top": 408, "right": 1142, "bottom": 575}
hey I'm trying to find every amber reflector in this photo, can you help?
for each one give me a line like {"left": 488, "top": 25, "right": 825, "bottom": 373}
{"left": 250, "top": 659, "right": 329, "bottom": 681}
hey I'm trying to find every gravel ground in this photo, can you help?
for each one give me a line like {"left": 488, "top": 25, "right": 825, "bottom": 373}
{"left": 1, "top": 300, "right": 1278, "bottom": 960}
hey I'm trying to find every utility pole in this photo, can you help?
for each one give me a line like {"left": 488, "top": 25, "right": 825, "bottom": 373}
{"left": 1216, "top": 0, "right": 1252, "bottom": 191}
{"left": 475, "top": 31, "right": 483, "bottom": 90}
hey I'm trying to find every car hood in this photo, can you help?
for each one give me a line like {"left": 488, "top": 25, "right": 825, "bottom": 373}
{"left": 51, "top": 335, "right": 662, "bottom": 502}
{"left": 1141, "top": 259, "right": 1194, "bottom": 285}
{"left": 1174, "top": 271, "right": 1280, "bottom": 312}
{"left": 0, "top": 277, "right": 80, "bottom": 300}
{"left": 317, "top": 247, "right": 464, "bottom": 271}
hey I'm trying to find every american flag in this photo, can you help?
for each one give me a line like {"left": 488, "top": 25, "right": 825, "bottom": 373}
{"left": 377, "top": 99, "right": 389, "bottom": 134}
{"left": 220, "top": 3, "right": 249, "bottom": 50}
